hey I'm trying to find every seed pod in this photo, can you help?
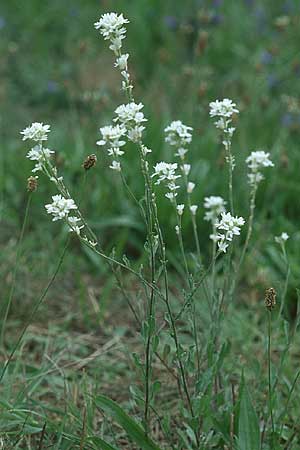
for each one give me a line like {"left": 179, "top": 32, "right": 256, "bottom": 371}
{"left": 265, "top": 287, "right": 276, "bottom": 311}
{"left": 27, "top": 176, "right": 38, "bottom": 192}
{"left": 83, "top": 154, "right": 97, "bottom": 170}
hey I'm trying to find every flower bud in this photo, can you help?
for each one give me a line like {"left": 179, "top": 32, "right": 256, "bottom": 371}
{"left": 83, "top": 154, "right": 97, "bottom": 170}
{"left": 27, "top": 176, "right": 38, "bottom": 192}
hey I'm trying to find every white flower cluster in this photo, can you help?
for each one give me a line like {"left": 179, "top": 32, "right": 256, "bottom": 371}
{"left": 211, "top": 212, "right": 245, "bottom": 253}
{"left": 26, "top": 146, "right": 55, "bottom": 173}
{"left": 209, "top": 98, "right": 239, "bottom": 170}
{"left": 275, "top": 232, "right": 289, "bottom": 245}
{"left": 114, "top": 102, "right": 147, "bottom": 142}
{"left": 95, "top": 12, "right": 132, "bottom": 94}
{"left": 21, "top": 122, "right": 55, "bottom": 174}
{"left": 21, "top": 122, "right": 50, "bottom": 142}
{"left": 152, "top": 162, "right": 181, "bottom": 201}
{"left": 45, "top": 195, "right": 83, "bottom": 235}
{"left": 97, "top": 125, "right": 126, "bottom": 157}
{"left": 246, "top": 150, "right": 274, "bottom": 186}
{"left": 97, "top": 102, "right": 148, "bottom": 171}
{"left": 209, "top": 98, "right": 239, "bottom": 121}
{"left": 45, "top": 195, "right": 77, "bottom": 221}
{"left": 209, "top": 98, "right": 239, "bottom": 146}
{"left": 204, "top": 196, "right": 226, "bottom": 223}
{"left": 164, "top": 120, "right": 193, "bottom": 160}
{"left": 94, "top": 12, "right": 129, "bottom": 54}
{"left": 164, "top": 119, "right": 198, "bottom": 212}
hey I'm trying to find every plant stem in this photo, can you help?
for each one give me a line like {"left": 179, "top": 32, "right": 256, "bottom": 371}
{"left": 238, "top": 182, "right": 258, "bottom": 271}
{"left": 268, "top": 311, "right": 275, "bottom": 448}
{"left": 0, "top": 237, "right": 69, "bottom": 383}
{"left": 1, "top": 193, "right": 32, "bottom": 352}
{"left": 279, "top": 368, "right": 300, "bottom": 438}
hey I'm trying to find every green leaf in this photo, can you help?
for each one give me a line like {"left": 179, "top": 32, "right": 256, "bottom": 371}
{"left": 87, "top": 436, "right": 119, "bottom": 450}
{"left": 238, "top": 376, "right": 260, "bottom": 450}
{"left": 94, "top": 395, "right": 163, "bottom": 450}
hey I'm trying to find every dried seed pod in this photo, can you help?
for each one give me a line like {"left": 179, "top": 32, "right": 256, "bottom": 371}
{"left": 265, "top": 287, "right": 276, "bottom": 311}
{"left": 27, "top": 176, "right": 38, "bottom": 192}
{"left": 83, "top": 154, "right": 97, "bottom": 170}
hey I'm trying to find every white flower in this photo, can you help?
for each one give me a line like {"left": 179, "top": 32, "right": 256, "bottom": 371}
{"left": 26, "top": 146, "right": 54, "bottom": 162}
{"left": 109, "top": 160, "right": 121, "bottom": 171}
{"left": 107, "top": 147, "right": 124, "bottom": 157}
{"left": 94, "top": 13, "right": 129, "bottom": 48}
{"left": 115, "top": 53, "right": 129, "bottom": 70}
{"left": 181, "top": 164, "right": 191, "bottom": 176}
{"left": 177, "top": 204, "right": 185, "bottom": 216}
{"left": 209, "top": 99, "right": 239, "bottom": 119}
{"left": 209, "top": 233, "right": 219, "bottom": 242}
{"left": 165, "top": 120, "right": 193, "bottom": 147}
{"left": 175, "top": 225, "right": 180, "bottom": 235}
{"left": 204, "top": 196, "right": 226, "bottom": 222}
{"left": 68, "top": 216, "right": 84, "bottom": 235}
{"left": 45, "top": 195, "right": 77, "bottom": 221}
{"left": 175, "top": 147, "right": 188, "bottom": 159}
{"left": 21, "top": 122, "right": 50, "bottom": 142}
{"left": 141, "top": 144, "right": 152, "bottom": 156}
{"left": 275, "top": 232, "right": 289, "bottom": 245}
{"left": 217, "top": 237, "right": 229, "bottom": 253}
{"left": 214, "top": 118, "right": 226, "bottom": 130}
{"left": 187, "top": 182, "right": 195, "bottom": 193}
{"left": 246, "top": 150, "right": 274, "bottom": 171}
{"left": 96, "top": 125, "right": 126, "bottom": 148}
{"left": 190, "top": 205, "right": 198, "bottom": 215}
{"left": 68, "top": 216, "right": 80, "bottom": 226}
{"left": 214, "top": 211, "right": 245, "bottom": 253}
{"left": 127, "top": 125, "right": 145, "bottom": 143}
{"left": 216, "top": 211, "right": 245, "bottom": 242}
{"left": 246, "top": 151, "right": 274, "bottom": 186}
{"left": 165, "top": 192, "right": 177, "bottom": 201}
{"left": 152, "top": 162, "right": 180, "bottom": 185}
{"left": 114, "top": 102, "right": 147, "bottom": 125}
{"left": 247, "top": 172, "right": 264, "bottom": 185}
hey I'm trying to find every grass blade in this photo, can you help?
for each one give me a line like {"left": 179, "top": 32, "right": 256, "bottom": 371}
{"left": 94, "top": 395, "right": 162, "bottom": 450}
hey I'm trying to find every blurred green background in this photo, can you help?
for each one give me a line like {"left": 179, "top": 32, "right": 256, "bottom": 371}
{"left": 1, "top": 0, "right": 300, "bottom": 304}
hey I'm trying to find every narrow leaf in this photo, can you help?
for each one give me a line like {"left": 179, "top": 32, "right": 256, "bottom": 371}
{"left": 88, "top": 436, "right": 119, "bottom": 450}
{"left": 238, "top": 376, "right": 260, "bottom": 450}
{"left": 94, "top": 395, "right": 162, "bottom": 450}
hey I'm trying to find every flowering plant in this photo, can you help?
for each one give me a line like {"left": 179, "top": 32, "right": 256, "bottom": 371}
{"left": 16, "top": 10, "right": 288, "bottom": 450}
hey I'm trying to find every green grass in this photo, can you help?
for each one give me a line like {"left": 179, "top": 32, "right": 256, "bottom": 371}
{"left": 1, "top": 0, "right": 300, "bottom": 448}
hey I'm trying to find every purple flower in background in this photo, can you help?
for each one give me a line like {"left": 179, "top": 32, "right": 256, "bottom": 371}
{"left": 294, "top": 63, "right": 300, "bottom": 77}
{"left": 254, "top": 6, "right": 267, "bottom": 33}
{"left": 281, "top": 113, "right": 300, "bottom": 128}
{"left": 283, "top": 0, "right": 295, "bottom": 13}
{"left": 212, "top": 0, "right": 223, "bottom": 7}
{"left": 47, "top": 80, "right": 59, "bottom": 93}
{"left": 69, "top": 7, "right": 79, "bottom": 17}
{"left": 281, "top": 113, "right": 294, "bottom": 127}
{"left": 244, "top": 0, "right": 255, "bottom": 6}
{"left": 267, "top": 74, "right": 279, "bottom": 89}
{"left": 210, "top": 13, "right": 223, "bottom": 25}
{"left": 0, "top": 16, "right": 6, "bottom": 29}
{"left": 261, "top": 50, "right": 273, "bottom": 65}
{"left": 164, "top": 15, "right": 178, "bottom": 31}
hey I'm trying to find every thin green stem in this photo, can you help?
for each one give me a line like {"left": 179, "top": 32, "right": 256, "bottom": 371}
{"left": 1, "top": 194, "right": 32, "bottom": 351}
{"left": 238, "top": 183, "right": 257, "bottom": 272}
{"left": 268, "top": 311, "right": 275, "bottom": 448}
{"left": 211, "top": 224, "right": 217, "bottom": 297}
{"left": 173, "top": 202, "right": 201, "bottom": 380}
{"left": 0, "top": 238, "right": 69, "bottom": 383}
{"left": 152, "top": 200, "right": 196, "bottom": 422}
{"left": 279, "top": 368, "right": 300, "bottom": 437}
{"left": 278, "top": 245, "right": 290, "bottom": 319}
